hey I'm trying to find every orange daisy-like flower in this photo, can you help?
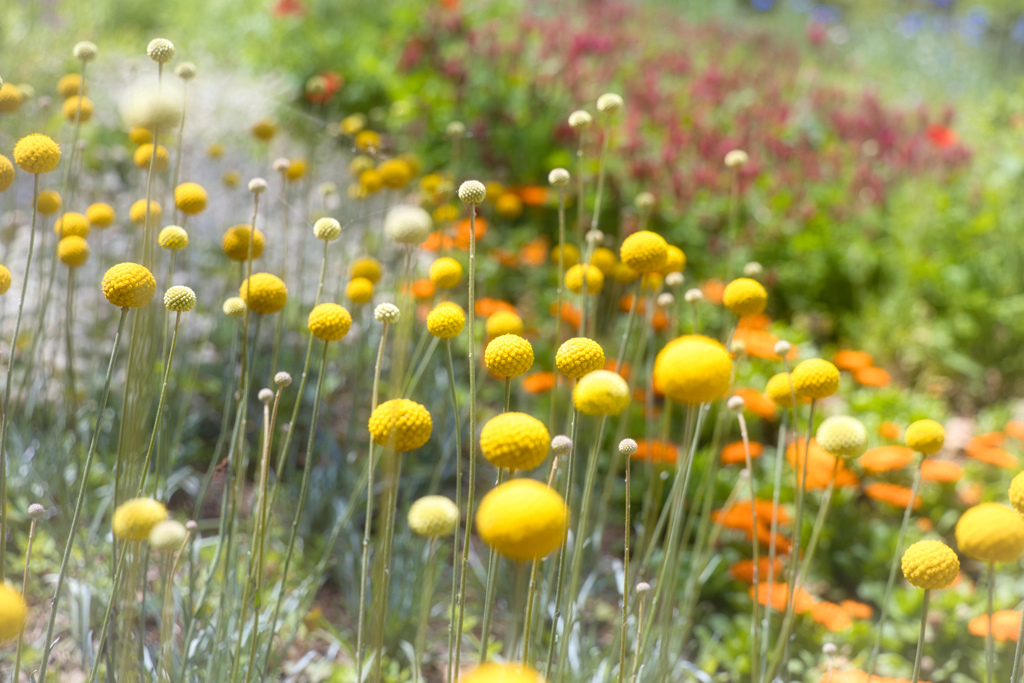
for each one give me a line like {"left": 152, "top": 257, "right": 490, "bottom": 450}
{"left": 920, "top": 459, "right": 963, "bottom": 483}
{"left": 878, "top": 421, "right": 902, "bottom": 440}
{"left": 839, "top": 599, "right": 874, "bottom": 620}
{"left": 516, "top": 185, "right": 549, "bottom": 207}
{"left": 701, "top": 278, "right": 725, "bottom": 305}
{"left": 490, "top": 247, "right": 519, "bottom": 269}
{"left": 632, "top": 439, "right": 678, "bottom": 466}
{"left": 522, "top": 372, "right": 555, "bottom": 394}
{"left": 518, "top": 236, "right": 548, "bottom": 266}
{"left": 732, "top": 327, "right": 799, "bottom": 361}
{"left": 810, "top": 601, "right": 853, "bottom": 631}
{"left": 971, "top": 432, "right": 1005, "bottom": 448}
{"left": 785, "top": 439, "right": 860, "bottom": 491}
{"left": 550, "top": 301, "right": 582, "bottom": 328}
{"left": 859, "top": 446, "right": 914, "bottom": 473}
{"left": 833, "top": 349, "right": 873, "bottom": 372}
{"left": 475, "top": 298, "right": 516, "bottom": 317}
{"left": 965, "top": 441, "right": 1018, "bottom": 469}
{"left": 854, "top": 366, "right": 892, "bottom": 387}
{"left": 746, "top": 525, "right": 793, "bottom": 554}
{"left": 721, "top": 440, "right": 765, "bottom": 465}
{"left": 409, "top": 278, "right": 435, "bottom": 300}
{"left": 968, "top": 610, "right": 1022, "bottom": 643}
{"left": 732, "top": 387, "right": 777, "bottom": 421}
{"left": 750, "top": 582, "right": 814, "bottom": 613}
{"left": 864, "top": 482, "right": 921, "bottom": 510}
{"left": 1005, "top": 421, "right": 1024, "bottom": 441}
{"left": 619, "top": 294, "right": 647, "bottom": 315}
{"left": 737, "top": 313, "right": 771, "bottom": 330}
{"left": 729, "top": 556, "right": 784, "bottom": 584}
{"left": 454, "top": 216, "right": 488, "bottom": 250}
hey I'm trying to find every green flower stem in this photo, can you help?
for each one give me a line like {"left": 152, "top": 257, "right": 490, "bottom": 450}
{"left": 11, "top": 514, "right": 39, "bottom": 683}
{"left": 136, "top": 311, "right": 181, "bottom": 497}
{"left": 478, "top": 467, "right": 509, "bottom": 664}
{"left": 618, "top": 451, "right": 632, "bottom": 683}
{"left": 522, "top": 455, "right": 563, "bottom": 668}
{"left": 444, "top": 339, "right": 463, "bottom": 683}
{"left": 760, "top": 411, "right": 790, "bottom": 674}
{"left": 413, "top": 536, "right": 441, "bottom": 683}
{"left": 575, "top": 128, "right": 586, "bottom": 246}
{"left": 369, "top": 450, "right": 405, "bottom": 683}
{"left": 403, "top": 335, "right": 440, "bottom": 398}
{"left": 987, "top": 561, "right": 996, "bottom": 683}
{"left": 550, "top": 186, "right": 567, "bottom": 436}
{"left": 37, "top": 307, "right": 129, "bottom": 683}
{"left": 64, "top": 268, "right": 77, "bottom": 414}
{"left": 1010, "top": 600, "right": 1024, "bottom": 683}
{"left": 85, "top": 543, "right": 132, "bottom": 683}
{"left": 194, "top": 318, "right": 240, "bottom": 516}
{"left": 726, "top": 166, "right": 740, "bottom": 282}
{"left": 171, "top": 79, "right": 189, "bottom": 224}
{"left": 736, "top": 411, "right": 760, "bottom": 683}
{"left": 910, "top": 589, "right": 931, "bottom": 683}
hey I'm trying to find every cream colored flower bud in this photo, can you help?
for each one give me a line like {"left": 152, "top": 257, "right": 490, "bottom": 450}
{"left": 147, "top": 38, "right": 175, "bottom": 63}
{"left": 248, "top": 177, "right": 268, "bottom": 194}
{"left": 374, "top": 303, "right": 400, "bottom": 324}
{"left": 458, "top": 180, "right": 486, "bottom": 205}
{"left": 596, "top": 93, "right": 623, "bottom": 115}
{"left": 635, "top": 191, "right": 656, "bottom": 212}
{"left": 774, "top": 340, "right": 791, "bottom": 357}
{"left": 73, "top": 41, "right": 98, "bottom": 62}
{"left": 548, "top": 168, "right": 570, "bottom": 187}
{"left": 665, "top": 272, "right": 684, "bottom": 288}
{"left": 313, "top": 217, "right": 342, "bottom": 241}
{"left": 28, "top": 504, "right": 45, "bottom": 518}
{"left": 744, "top": 261, "right": 763, "bottom": 277}
{"left": 446, "top": 121, "right": 466, "bottom": 138}
{"left": 724, "top": 149, "right": 749, "bottom": 169}
{"left": 258, "top": 388, "right": 274, "bottom": 403}
{"left": 656, "top": 293, "right": 674, "bottom": 308}
{"left": 618, "top": 438, "right": 638, "bottom": 457}
{"left": 684, "top": 288, "right": 704, "bottom": 303}
{"left": 175, "top": 62, "right": 196, "bottom": 80}
{"left": 551, "top": 435, "right": 572, "bottom": 455}
{"left": 568, "top": 110, "right": 592, "bottom": 129}
{"left": 272, "top": 158, "right": 291, "bottom": 173}
{"left": 274, "top": 371, "right": 292, "bottom": 387}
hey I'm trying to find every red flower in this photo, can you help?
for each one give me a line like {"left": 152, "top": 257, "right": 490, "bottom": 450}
{"left": 272, "top": 0, "right": 306, "bottom": 17}
{"left": 926, "top": 124, "right": 957, "bottom": 149}
{"left": 306, "top": 72, "right": 343, "bottom": 104}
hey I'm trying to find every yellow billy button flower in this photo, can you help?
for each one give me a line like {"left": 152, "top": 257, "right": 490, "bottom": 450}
{"left": 765, "top": 373, "right": 796, "bottom": 408}
{"left": 476, "top": 479, "right": 569, "bottom": 562}
{"left": 653, "top": 335, "right": 732, "bottom": 405}
{"left": 619, "top": 230, "right": 668, "bottom": 274}
{"left": 551, "top": 244, "right": 580, "bottom": 268}
{"left": 13, "top": 133, "right": 61, "bottom": 174}
{"left": 0, "top": 266, "right": 11, "bottom": 295}
{"left": 461, "top": 663, "right": 545, "bottom": 683}
{"left": 36, "top": 190, "right": 61, "bottom": 215}
{"left": 408, "top": 496, "right": 459, "bottom": 538}
{"left": 222, "top": 297, "right": 246, "bottom": 318}
{"left": 480, "top": 412, "right": 551, "bottom": 470}
{"left": 62, "top": 96, "right": 93, "bottom": 123}
{"left": 174, "top": 182, "right": 208, "bottom": 215}
{"left": 112, "top": 498, "right": 168, "bottom": 542}
{"left": 573, "top": 369, "right": 630, "bottom": 416}
{"left": 565, "top": 264, "right": 604, "bottom": 295}
{"left": 239, "top": 273, "right": 287, "bottom": 314}
{"left": 816, "top": 416, "right": 868, "bottom": 458}
{"left": 0, "top": 154, "right": 14, "bottom": 192}
{"left": 57, "top": 73, "right": 85, "bottom": 98}
{"left": 905, "top": 419, "right": 945, "bottom": 455}
{"left": 956, "top": 503, "right": 1024, "bottom": 563}
{"left": 149, "top": 520, "right": 188, "bottom": 552}
{"left": 484, "top": 334, "right": 534, "bottom": 378}
{"left": 723, "top": 277, "right": 768, "bottom": 316}
{"left": 57, "top": 236, "right": 90, "bottom": 268}
{"left": 0, "top": 583, "right": 28, "bottom": 642}
{"left": 164, "top": 285, "right": 197, "bottom": 313}
{"left": 307, "top": 303, "right": 352, "bottom": 342}
{"left": 368, "top": 398, "right": 432, "bottom": 452}
{"left": 660, "top": 245, "right": 686, "bottom": 276}
{"left": 0, "top": 85, "right": 23, "bottom": 113}
{"left": 346, "top": 277, "right": 374, "bottom": 305}
{"left": 53, "top": 212, "right": 90, "bottom": 238}
{"left": 86, "top": 202, "right": 115, "bottom": 228}
{"left": 102, "top": 263, "right": 156, "bottom": 308}
{"left": 158, "top": 226, "right": 189, "bottom": 250}
{"left": 427, "top": 302, "right": 466, "bottom": 339}
{"left": 901, "top": 540, "right": 959, "bottom": 590}
{"left": 486, "top": 310, "right": 523, "bottom": 337}
{"left": 589, "top": 247, "right": 617, "bottom": 276}
{"left": 222, "top": 225, "right": 265, "bottom": 261}
{"left": 555, "top": 337, "right": 605, "bottom": 379}
{"left": 1010, "top": 471, "right": 1024, "bottom": 516}
{"left": 350, "top": 257, "right": 383, "bottom": 284}
{"left": 129, "top": 199, "right": 162, "bottom": 224}
{"left": 129, "top": 126, "right": 154, "bottom": 145}
{"left": 134, "top": 143, "right": 169, "bottom": 172}
{"left": 429, "top": 256, "right": 463, "bottom": 289}
{"left": 791, "top": 359, "right": 840, "bottom": 400}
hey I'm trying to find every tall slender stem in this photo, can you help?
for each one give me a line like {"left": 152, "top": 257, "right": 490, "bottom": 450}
{"left": 550, "top": 186, "right": 566, "bottom": 435}
{"left": 737, "top": 412, "right": 760, "bottom": 683}
{"left": 910, "top": 590, "right": 930, "bottom": 683}
{"left": 413, "top": 537, "right": 440, "bottom": 682}
{"left": 64, "top": 268, "right": 77, "bottom": 414}
{"left": 85, "top": 544, "right": 132, "bottom": 683}
{"left": 618, "top": 453, "right": 631, "bottom": 683}
{"left": 478, "top": 467, "right": 509, "bottom": 664}
{"left": 987, "top": 561, "right": 995, "bottom": 683}
{"left": 444, "top": 340, "right": 463, "bottom": 683}
{"left": 136, "top": 311, "right": 181, "bottom": 496}
{"left": 1010, "top": 598, "right": 1024, "bottom": 683}
{"left": 11, "top": 515, "right": 39, "bottom": 682}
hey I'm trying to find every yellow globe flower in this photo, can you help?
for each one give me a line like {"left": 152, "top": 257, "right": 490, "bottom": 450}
{"left": 129, "top": 199, "right": 162, "bottom": 225}
{"left": 53, "top": 212, "right": 90, "bottom": 238}
{"left": 476, "top": 479, "right": 569, "bottom": 561}
{"left": 765, "top": 373, "right": 796, "bottom": 407}
{"left": 653, "top": 335, "right": 732, "bottom": 405}
{"left": 0, "top": 84, "right": 24, "bottom": 113}
{"left": 565, "top": 264, "right": 604, "bottom": 295}
{"left": 112, "top": 498, "right": 168, "bottom": 542}
{"left": 460, "top": 663, "right": 546, "bottom": 683}
{"left": 13, "top": 134, "right": 61, "bottom": 174}
{"left": 429, "top": 257, "right": 463, "bottom": 289}
{"left": 346, "top": 277, "right": 374, "bottom": 305}
{"left": 223, "top": 297, "right": 246, "bottom": 318}
{"left": 86, "top": 202, "right": 115, "bottom": 227}
{"left": 573, "top": 369, "right": 630, "bottom": 415}
{"left": 486, "top": 310, "right": 524, "bottom": 337}
{"left": 408, "top": 496, "right": 459, "bottom": 538}
{"left": 61, "top": 95, "right": 93, "bottom": 123}
{"left": 816, "top": 416, "right": 868, "bottom": 458}
{"left": 0, "top": 583, "right": 28, "bottom": 642}
{"left": 551, "top": 244, "right": 580, "bottom": 268}
{"left": 350, "top": 257, "right": 383, "bottom": 284}
{"left": 484, "top": 334, "right": 534, "bottom": 378}
{"left": 723, "top": 278, "right": 768, "bottom": 316}
{"left": 588, "top": 247, "right": 617, "bottom": 276}
{"left": 620, "top": 230, "right": 669, "bottom": 273}
{"left": 480, "top": 412, "right": 551, "bottom": 470}
{"left": 660, "top": 245, "right": 686, "bottom": 275}
{"left": 163, "top": 286, "right": 197, "bottom": 312}
{"left": 56, "top": 73, "right": 84, "bottom": 98}
{"left": 223, "top": 170, "right": 241, "bottom": 187}
{"left": 354, "top": 129, "right": 381, "bottom": 153}
{"left": 641, "top": 272, "right": 664, "bottom": 293}
{"left": 36, "top": 190, "right": 61, "bottom": 215}
{"left": 222, "top": 225, "right": 266, "bottom": 261}
{"left": 134, "top": 143, "right": 169, "bottom": 172}
{"left": 901, "top": 540, "right": 959, "bottom": 590}
{"left": 158, "top": 226, "right": 189, "bottom": 250}
{"left": 102, "top": 263, "right": 156, "bottom": 308}
{"left": 359, "top": 169, "right": 384, "bottom": 194}
{"left": 0, "top": 266, "right": 11, "bottom": 295}
{"left": 496, "top": 193, "right": 524, "bottom": 219}
{"left": 57, "top": 236, "right": 90, "bottom": 268}
{"left": 427, "top": 302, "right": 466, "bottom": 339}
{"left": 128, "top": 126, "right": 154, "bottom": 145}
{"left": 341, "top": 115, "right": 367, "bottom": 136}
{"left": 174, "top": 182, "right": 208, "bottom": 215}
{"left": 251, "top": 119, "right": 277, "bottom": 141}
{"left": 239, "top": 273, "right": 288, "bottom": 314}
{"left": 0, "top": 154, "right": 15, "bottom": 193}
{"left": 956, "top": 502, "right": 1024, "bottom": 563}
{"left": 791, "top": 359, "right": 840, "bottom": 400}
{"left": 555, "top": 337, "right": 605, "bottom": 379}
{"left": 286, "top": 158, "right": 308, "bottom": 181}
{"left": 307, "top": 303, "right": 352, "bottom": 341}
{"left": 368, "top": 398, "right": 432, "bottom": 452}
{"left": 905, "top": 419, "right": 945, "bottom": 455}
{"left": 378, "top": 158, "right": 413, "bottom": 189}
{"left": 1011, "top": 471, "right": 1024, "bottom": 517}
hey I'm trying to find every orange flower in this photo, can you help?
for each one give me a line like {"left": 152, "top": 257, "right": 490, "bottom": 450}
{"left": 732, "top": 328, "right": 799, "bottom": 361}
{"left": 518, "top": 236, "right": 548, "bottom": 266}
{"left": 711, "top": 505, "right": 757, "bottom": 533}
{"left": 453, "top": 216, "right": 488, "bottom": 250}
{"left": 515, "top": 185, "right": 549, "bottom": 207}
{"left": 550, "top": 301, "right": 581, "bottom": 328}
{"left": 785, "top": 439, "right": 860, "bottom": 490}
{"left": 489, "top": 247, "right": 519, "bottom": 269}
{"left": 409, "top": 278, "right": 435, "bottom": 300}
{"left": 959, "top": 481, "right": 983, "bottom": 506}
{"left": 604, "top": 359, "right": 630, "bottom": 381}
{"left": 810, "top": 601, "right": 853, "bottom": 631}
{"left": 619, "top": 294, "right": 646, "bottom": 314}
{"left": 746, "top": 525, "right": 793, "bottom": 554}
{"left": 750, "top": 582, "right": 814, "bottom": 613}
{"left": 421, "top": 230, "right": 453, "bottom": 252}
{"left": 737, "top": 313, "right": 771, "bottom": 330}
{"left": 864, "top": 482, "right": 921, "bottom": 510}
{"left": 732, "top": 387, "right": 777, "bottom": 421}
{"left": 1005, "top": 421, "right": 1024, "bottom": 441}
{"left": 819, "top": 670, "right": 930, "bottom": 683}
{"left": 916, "top": 517, "right": 934, "bottom": 532}
{"left": 701, "top": 278, "right": 725, "bottom": 305}
{"left": 966, "top": 445, "right": 1017, "bottom": 469}
{"left": 632, "top": 439, "right": 678, "bottom": 466}
{"left": 878, "top": 421, "right": 902, "bottom": 440}
{"left": 522, "top": 372, "right": 555, "bottom": 394}
{"left": 971, "top": 432, "right": 1005, "bottom": 448}
{"left": 729, "top": 556, "right": 784, "bottom": 584}
{"left": 968, "top": 610, "right": 1022, "bottom": 643}
{"left": 476, "top": 298, "right": 516, "bottom": 317}
{"left": 721, "top": 440, "right": 765, "bottom": 465}
{"left": 833, "top": 350, "right": 873, "bottom": 371}
{"left": 839, "top": 599, "right": 873, "bottom": 620}
{"left": 920, "top": 459, "right": 963, "bottom": 483}
{"left": 859, "top": 446, "right": 914, "bottom": 473}
{"left": 854, "top": 366, "right": 892, "bottom": 387}
{"left": 651, "top": 309, "right": 669, "bottom": 332}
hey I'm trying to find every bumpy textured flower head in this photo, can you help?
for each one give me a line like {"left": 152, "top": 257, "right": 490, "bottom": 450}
{"left": 350, "top": 257, "right": 383, "bottom": 284}
{"left": 619, "top": 438, "right": 638, "bottom": 457}
{"left": 222, "top": 297, "right": 246, "bottom": 318}
{"left": 14, "top": 134, "right": 61, "bottom": 174}
{"left": 429, "top": 257, "right": 462, "bottom": 289}
{"left": 458, "top": 180, "right": 487, "bottom": 205}
{"left": 568, "top": 110, "right": 592, "bottom": 129}
{"left": 313, "top": 217, "right": 342, "bottom": 241}
{"left": 62, "top": 96, "right": 93, "bottom": 123}
{"left": 596, "top": 92, "right": 624, "bottom": 114}
{"left": 73, "top": 41, "right": 98, "bottom": 62}
{"left": 174, "top": 182, "right": 208, "bottom": 215}
{"left": 383, "top": 205, "right": 432, "bottom": 245}
{"left": 149, "top": 520, "right": 188, "bottom": 551}
{"left": 565, "top": 264, "right": 604, "bottom": 295}
{"left": 307, "top": 303, "right": 352, "bottom": 341}
{"left": 461, "top": 663, "right": 544, "bottom": 683}
{"left": 103, "top": 263, "right": 156, "bottom": 308}
{"left": 0, "top": 583, "right": 28, "bottom": 642}
{"left": 222, "top": 225, "right": 266, "bottom": 261}
{"left": 158, "top": 225, "right": 189, "bottom": 250}
{"left": 476, "top": 479, "right": 569, "bottom": 562}
{"left": 486, "top": 310, "right": 524, "bottom": 337}
{"left": 175, "top": 62, "right": 196, "bottom": 80}
{"left": 635, "top": 191, "right": 656, "bottom": 212}
{"left": 57, "top": 236, "right": 90, "bottom": 269}
{"left": 660, "top": 245, "right": 686, "bottom": 276}
{"left": 485, "top": 334, "right": 535, "bottom": 378}
{"left": 54, "top": 212, "right": 90, "bottom": 238}
{"left": 0, "top": 82, "right": 23, "bottom": 113}
{"left": 378, "top": 158, "right": 413, "bottom": 189}
{"left": 956, "top": 502, "right": 1024, "bottom": 563}
{"left": 164, "top": 285, "right": 196, "bottom": 312}
{"left": 725, "top": 149, "right": 749, "bottom": 168}
{"left": 573, "top": 369, "right": 630, "bottom": 415}
{"left": 131, "top": 126, "right": 156, "bottom": 144}
{"left": 653, "top": 335, "right": 732, "bottom": 405}
{"left": 0, "top": 155, "right": 13, "bottom": 193}
{"left": 37, "top": 191, "right": 61, "bottom": 215}
{"left": 480, "top": 412, "right": 551, "bottom": 470}
{"left": 619, "top": 230, "right": 668, "bottom": 274}
{"left": 551, "top": 435, "right": 573, "bottom": 455}
{"left": 548, "top": 168, "right": 570, "bottom": 187}
{"left": 86, "top": 202, "right": 115, "bottom": 227}
{"left": 368, "top": 398, "right": 432, "bottom": 451}
{"left": 274, "top": 371, "right": 292, "bottom": 387}
{"left": 1010, "top": 471, "right": 1024, "bottom": 517}
{"left": 408, "top": 496, "right": 459, "bottom": 538}
{"left": 374, "top": 303, "right": 400, "bottom": 324}
{"left": 346, "top": 277, "right": 374, "bottom": 305}
{"left": 427, "top": 302, "right": 466, "bottom": 339}
{"left": 556, "top": 337, "right": 606, "bottom": 379}
{"left": 0, "top": 266, "right": 11, "bottom": 295}
{"left": 112, "top": 498, "right": 168, "bottom": 541}
{"left": 134, "top": 143, "right": 169, "bottom": 171}
{"left": 123, "top": 86, "right": 181, "bottom": 134}
{"left": 765, "top": 373, "right": 796, "bottom": 407}
{"left": 791, "top": 359, "right": 840, "bottom": 399}
{"left": 240, "top": 273, "right": 287, "bottom": 314}
{"left": 248, "top": 177, "right": 267, "bottom": 194}
{"left": 723, "top": 278, "right": 768, "bottom": 316}
{"left": 146, "top": 38, "right": 175, "bottom": 62}
{"left": 129, "top": 199, "right": 161, "bottom": 224}
{"left": 816, "top": 416, "right": 868, "bottom": 459}
{"left": 905, "top": 419, "right": 945, "bottom": 455}
{"left": 901, "top": 540, "right": 959, "bottom": 590}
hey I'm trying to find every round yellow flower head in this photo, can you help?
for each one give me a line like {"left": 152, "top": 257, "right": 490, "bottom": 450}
{"left": 251, "top": 119, "right": 277, "bottom": 141}
{"left": 905, "top": 419, "right": 945, "bottom": 455}
{"left": 346, "top": 277, "right": 374, "bottom": 305}
{"left": 222, "top": 225, "right": 266, "bottom": 261}
{"left": 57, "top": 73, "right": 85, "bottom": 98}
{"left": 129, "top": 199, "right": 162, "bottom": 224}
{"left": 484, "top": 334, "right": 534, "bottom": 378}
{"left": 350, "top": 257, "right": 383, "bottom": 284}
{"left": 460, "top": 663, "right": 546, "bottom": 683}
{"left": 349, "top": 154, "right": 374, "bottom": 176}
{"left": 342, "top": 114, "right": 367, "bottom": 136}
{"left": 765, "top": 373, "right": 796, "bottom": 407}
{"left": 816, "top": 416, "right": 868, "bottom": 458}
{"left": 480, "top": 412, "right": 551, "bottom": 470}
{"left": 86, "top": 202, "right": 115, "bottom": 227}
{"left": 956, "top": 502, "right": 1024, "bottom": 563}
{"left": 427, "top": 302, "right": 466, "bottom": 339}
{"left": 368, "top": 398, "right": 432, "bottom": 452}
{"left": 573, "top": 369, "right": 630, "bottom": 416}
{"left": 112, "top": 497, "right": 168, "bottom": 541}
{"left": 239, "top": 273, "right": 288, "bottom": 314}
{"left": 129, "top": 126, "right": 154, "bottom": 145}
{"left": 164, "top": 285, "right": 196, "bottom": 312}
{"left": 0, "top": 155, "right": 14, "bottom": 193}
{"left": 408, "top": 496, "right": 459, "bottom": 538}
{"left": 620, "top": 231, "right": 668, "bottom": 274}
{"left": 653, "top": 335, "right": 732, "bottom": 405}
{"left": 791, "top": 359, "right": 840, "bottom": 400}
{"left": 223, "top": 170, "right": 240, "bottom": 187}
{"left": 359, "top": 169, "right": 384, "bottom": 194}
{"left": 723, "top": 278, "right": 768, "bottom": 316}
{"left": 36, "top": 190, "right": 61, "bottom": 215}
{"left": 57, "top": 236, "right": 90, "bottom": 269}
{"left": 286, "top": 158, "right": 307, "bottom": 181}
{"left": 102, "top": 263, "right": 156, "bottom": 308}
{"left": 149, "top": 520, "right": 188, "bottom": 552}
{"left": 565, "top": 264, "right": 604, "bottom": 295}
{"left": 134, "top": 143, "right": 169, "bottom": 172}
{"left": 158, "top": 225, "right": 189, "bottom": 250}
{"left": 379, "top": 158, "right": 414, "bottom": 189}
{"left": 62, "top": 96, "right": 93, "bottom": 123}
{"left": 0, "top": 84, "right": 24, "bottom": 113}
{"left": 660, "top": 245, "right": 686, "bottom": 275}
{"left": 354, "top": 129, "right": 381, "bottom": 153}
{"left": 14, "top": 134, "right": 61, "bottom": 174}
{"left": 613, "top": 262, "right": 639, "bottom": 285}
{"left": 556, "top": 337, "right": 605, "bottom": 379}
{"left": 0, "top": 583, "right": 28, "bottom": 642}
{"left": 901, "top": 540, "right": 959, "bottom": 590}
{"left": 174, "top": 182, "right": 208, "bottom": 215}
{"left": 54, "top": 212, "right": 90, "bottom": 238}
{"left": 486, "top": 310, "right": 524, "bottom": 337}
{"left": 0, "top": 266, "right": 11, "bottom": 295}
{"left": 551, "top": 244, "right": 580, "bottom": 268}
{"left": 1010, "top": 471, "right": 1024, "bottom": 517}
{"left": 429, "top": 257, "right": 463, "bottom": 289}
{"left": 497, "top": 193, "right": 524, "bottom": 219}
{"left": 476, "top": 479, "right": 568, "bottom": 562}
{"left": 223, "top": 297, "right": 246, "bottom": 318}
{"left": 589, "top": 247, "right": 616, "bottom": 276}
{"left": 307, "top": 303, "right": 352, "bottom": 341}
